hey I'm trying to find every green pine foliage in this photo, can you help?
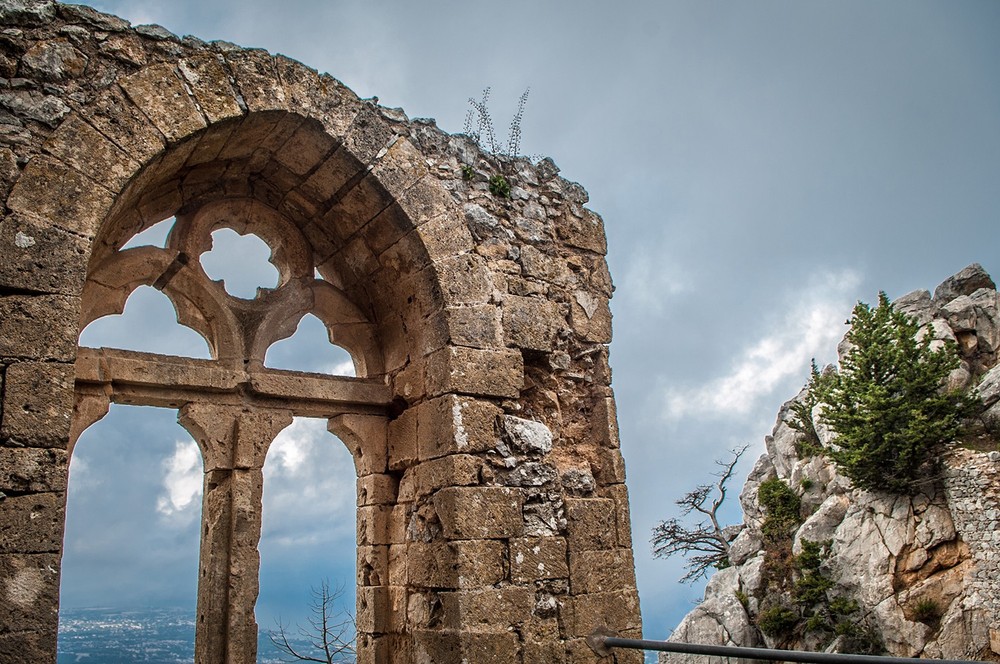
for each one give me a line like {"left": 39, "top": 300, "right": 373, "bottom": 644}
{"left": 758, "top": 478, "right": 801, "bottom": 540}
{"left": 808, "top": 292, "right": 977, "bottom": 494}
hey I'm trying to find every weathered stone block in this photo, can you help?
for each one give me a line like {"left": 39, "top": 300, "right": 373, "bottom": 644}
{"left": 570, "top": 291, "right": 612, "bottom": 344}
{"left": 354, "top": 205, "right": 409, "bottom": 261}
{"left": 357, "top": 473, "right": 399, "bottom": 506}
{"left": 389, "top": 504, "right": 408, "bottom": 544}
{"left": 412, "top": 629, "right": 520, "bottom": 663}
{"left": 0, "top": 89, "right": 69, "bottom": 127}
{"left": 407, "top": 540, "right": 504, "bottom": 589}
{"left": 520, "top": 245, "right": 571, "bottom": 285}
{"left": 357, "top": 545, "right": 389, "bottom": 587}
{"left": 223, "top": 49, "right": 288, "bottom": 113}
{"left": 0, "top": 629, "right": 56, "bottom": 664}
{"left": 501, "top": 415, "right": 554, "bottom": 455}
{"left": 329, "top": 413, "right": 387, "bottom": 475}
{"left": 524, "top": 640, "right": 568, "bottom": 664}
{"left": 6, "top": 156, "right": 114, "bottom": 238}
{"left": 275, "top": 57, "right": 360, "bottom": 138}
{"left": 357, "top": 505, "right": 396, "bottom": 546}
{"left": 599, "top": 484, "right": 634, "bottom": 549}
{"left": 340, "top": 235, "right": 380, "bottom": 277}
{"left": 510, "top": 536, "right": 569, "bottom": 583}
{"left": 0, "top": 295, "right": 80, "bottom": 362}
{"left": 178, "top": 53, "right": 244, "bottom": 123}
{"left": 417, "top": 213, "right": 475, "bottom": 261}
{"left": 370, "top": 138, "right": 429, "bottom": 202}
{"left": 98, "top": 31, "right": 147, "bottom": 67}
{"left": 1, "top": 362, "right": 73, "bottom": 448}
{"left": 406, "top": 454, "right": 482, "bottom": 499}
{"left": 387, "top": 544, "right": 407, "bottom": 587}
{"left": 21, "top": 39, "right": 89, "bottom": 81}
{"left": 568, "top": 589, "right": 642, "bottom": 637}
{"left": 592, "top": 448, "right": 628, "bottom": 486}
{"left": 0, "top": 554, "right": 60, "bottom": 629}
{"left": 342, "top": 104, "right": 394, "bottom": 166}
{"left": 302, "top": 164, "right": 361, "bottom": 222}
{"left": 556, "top": 208, "right": 608, "bottom": 255}
{"left": 590, "top": 397, "right": 621, "bottom": 449}
{"left": 184, "top": 122, "right": 237, "bottom": 167}
{"left": 121, "top": 63, "right": 207, "bottom": 142}
{"left": 356, "top": 586, "right": 392, "bottom": 634}
{"left": 439, "top": 587, "right": 534, "bottom": 630}
{"left": 503, "top": 295, "right": 567, "bottom": 351}
{"left": 44, "top": 115, "right": 139, "bottom": 190}
{"left": 0, "top": 448, "right": 67, "bottom": 494}
{"left": 443, "top": 304, "right": 503, "bottom": 349}
{"left": 275, "top": 119, "right": 339, "bottom": 177}
{"left": 435, "top": 253, "right": 493, "bottom": 307}
{"left": 414, "top": 394, "right": 502, "bottom": 461}
{"left": 397, "top": 175, "right": 459, "bottom": 227}
{"left": 0, "top": 214, "right": 89, "bottom": 295}
{"left": 0, "top": 492, "right": 63, "bottom": 553}
{"left": 434, "top": 486, "right": 523, "bottom": 540}
{"left": 569, "top": 549, "right": 635, "bottom": 595}
{"left": 387, "top": 406, "right": 418, "bottom": 471}
{"left": 425, "top": 346, "right": 523, "bottom": 399}
{"left": 564, "top": 498, "right": 617, "bottom": 552}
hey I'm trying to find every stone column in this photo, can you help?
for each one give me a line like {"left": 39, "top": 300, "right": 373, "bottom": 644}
{"left": 179, "top": 404, "right": 292, "bottom": 664}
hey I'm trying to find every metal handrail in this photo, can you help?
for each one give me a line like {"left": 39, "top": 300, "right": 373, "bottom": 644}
{"left": 586, "top": 627, "right": 986, "bottom": 664}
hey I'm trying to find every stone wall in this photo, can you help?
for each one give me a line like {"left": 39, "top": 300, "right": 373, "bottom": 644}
{"left": 0, "top": 1, "right": 642, "bottom": 662}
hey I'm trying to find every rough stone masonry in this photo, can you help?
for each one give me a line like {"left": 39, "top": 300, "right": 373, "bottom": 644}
{"left": 0, "top": 1, "right": 642, "bottom": 662}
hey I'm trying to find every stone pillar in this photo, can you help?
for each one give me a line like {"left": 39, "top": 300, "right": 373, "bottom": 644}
{"left": 179, "top": 404, "right": 292, "bottom": 664}
{"left": 328, "top": 413, "right": 391, "bottom": 663}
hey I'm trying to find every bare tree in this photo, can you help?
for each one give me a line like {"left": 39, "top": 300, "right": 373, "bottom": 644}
{"left": 651, "top": 445, "right": 749, "bottom": 582}
{"left": 268, "top": 579, "right": 356, "bottom": 663}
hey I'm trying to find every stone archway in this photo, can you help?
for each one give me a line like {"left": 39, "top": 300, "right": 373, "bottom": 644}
{"left": 0, "top": 4, "right": 641, "bottom": 663}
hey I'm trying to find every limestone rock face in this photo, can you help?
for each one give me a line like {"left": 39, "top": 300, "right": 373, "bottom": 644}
{"left": 663, "top": 265, "right": 1000, "bottom": 663}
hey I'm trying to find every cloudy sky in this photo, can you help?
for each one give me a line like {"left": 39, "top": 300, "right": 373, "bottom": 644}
{"left": 63, "top": 0, "right": 1000, "bottom": 647}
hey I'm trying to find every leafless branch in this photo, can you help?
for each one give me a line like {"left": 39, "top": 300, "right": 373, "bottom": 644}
{"left": 651, "top": 445, "right": 749, "bottom": 582}
{"left": 268, "top": 579, "right": 356, "bottom": 663}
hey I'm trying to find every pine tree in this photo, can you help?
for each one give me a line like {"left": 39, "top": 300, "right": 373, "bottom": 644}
{"left": 810, "top": 292, "right": 976, "bottom": 494}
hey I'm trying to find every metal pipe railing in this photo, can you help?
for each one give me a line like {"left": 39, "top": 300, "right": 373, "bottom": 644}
{"left": 586, "top": 627, "right": 986, "bottom": 664}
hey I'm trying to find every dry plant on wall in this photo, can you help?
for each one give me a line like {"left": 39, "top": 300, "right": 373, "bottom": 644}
{"left": 462, "top": 86, "right": 530, "bottom": 198}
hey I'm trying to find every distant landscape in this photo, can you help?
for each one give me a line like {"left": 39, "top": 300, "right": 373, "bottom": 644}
{"left": 58, "top": 607, "right": 294, "bottom": 664}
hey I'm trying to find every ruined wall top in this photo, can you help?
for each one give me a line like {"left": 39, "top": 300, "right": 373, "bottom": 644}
{"left": 0, "top": 2, "right": 642, "bottom": 662}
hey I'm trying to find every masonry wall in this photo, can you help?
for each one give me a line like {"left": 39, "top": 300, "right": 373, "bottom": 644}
{"left": 0, "top": 2, "right": 642, "bottom": 662}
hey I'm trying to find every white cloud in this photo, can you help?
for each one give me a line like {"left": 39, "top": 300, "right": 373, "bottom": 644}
{"left": 266, "top": 419, "right": 314, "bottom": 474}
{"left": 156, "top": 440, "right": 203, "bottom": 517}
{"left": 329, "top": 359, "right": 356, "bottom": 377}
{"left": 662, "top": 269, "right": 861, "bottom": 420}
{"left": 67, "top": 454, "right": 101, "bottom": 491}
{"left": 618, "top": 238, "right": 692, "bottom": 313}
{"left": 261, "top": 418, "right": 357, "bottom": 545}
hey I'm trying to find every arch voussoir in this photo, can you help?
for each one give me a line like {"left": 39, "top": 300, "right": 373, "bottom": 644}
{"left": 274, "top": 55, "right": 362, "bottom": 137}
{"left": 119, "top": 63, "right": 209, "bottom": 143}
{"left": 221, "top": 48, "right": 290, "bottom": 114}
{"left": 43, "top": 115, "right": 141, "bottom": 191}
{"left": 177, "top": 53, "right": 246, "bottom": 124}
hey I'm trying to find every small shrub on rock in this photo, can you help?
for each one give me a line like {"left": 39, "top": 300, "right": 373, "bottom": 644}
{"left": 758, "top": 478, "right": 801, "bottom": 539}
{"left": 913, "top": 598, "right": 942, "bottom": 624}
{"left": 758, "top": 605, "right": 799, "bottom": 639}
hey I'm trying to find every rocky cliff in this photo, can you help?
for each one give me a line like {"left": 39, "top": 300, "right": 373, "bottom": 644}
{"left": 664, "top": 264, "right": 1000, "bottom": 662}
